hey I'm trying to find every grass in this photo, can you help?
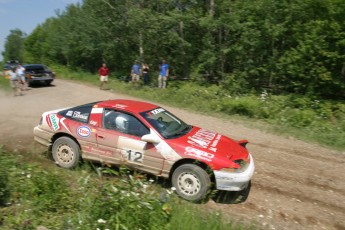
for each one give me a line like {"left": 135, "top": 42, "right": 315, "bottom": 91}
{"left": 0, "top": 147, "right": 255, "bottom": 230}
{"left": 0, "top": 73, "right": 11, "bottom": 91}
{"left": 51, "top": 65, "right": 345, "bottom": 151}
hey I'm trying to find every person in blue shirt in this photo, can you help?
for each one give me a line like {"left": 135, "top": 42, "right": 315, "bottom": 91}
{"left": 131, "top": 61, "right": 141, "bottom": 85}
{"left": 158, "top": 60, "right": 169, "bottom": 88}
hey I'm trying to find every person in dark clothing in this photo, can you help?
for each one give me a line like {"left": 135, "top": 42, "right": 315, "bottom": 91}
{"left": 142, "top": 63, "right": 150, "bottom": 85}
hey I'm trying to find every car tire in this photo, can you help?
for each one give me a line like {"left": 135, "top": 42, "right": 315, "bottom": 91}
{"left": 52, "top": 137, "right": 80, "bottom": 169}
{"left": 172, "top": 164, "right": 211, "bottom": 202}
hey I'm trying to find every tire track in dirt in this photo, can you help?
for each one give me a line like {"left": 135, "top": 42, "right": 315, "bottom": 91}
{"left": 253, "top": 142, "right": 344, "bottom": 164}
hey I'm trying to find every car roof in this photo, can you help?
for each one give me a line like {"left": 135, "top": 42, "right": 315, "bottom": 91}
{"left": 23, "top": 64, "right": 46, "bottom": 67}
{"left": 97, "top": 99, "right": 159, "bottom": 114}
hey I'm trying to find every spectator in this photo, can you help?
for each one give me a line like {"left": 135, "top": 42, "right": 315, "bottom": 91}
{"left": 131, "top": 61, "right": 141, "bottom": 85}
{"left": 142, "top": 63, "right": 150, "bottom": 85}
{"left": 98, "top": 63, "right": 109, "bottom": 90}
{"left": 16, "top": 63, "right": 26, "bottom": 90}
{"left": 158, "top": 60, "right": 169, "bottom": 88}
{"left": 9, "top": 67, "right": 23, "bottom": 96}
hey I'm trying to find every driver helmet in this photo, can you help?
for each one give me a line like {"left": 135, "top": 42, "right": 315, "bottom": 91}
{"left": 115, "top": 114, "right": 130, "bottom": 133}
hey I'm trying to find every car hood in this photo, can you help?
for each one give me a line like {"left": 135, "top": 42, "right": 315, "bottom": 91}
{"left": 166, "top": 126, "right": 250, "bottom": 169}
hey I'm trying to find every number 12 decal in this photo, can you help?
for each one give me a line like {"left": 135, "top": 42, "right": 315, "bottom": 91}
{"left": 123, "top": 150, "right": 143, "bottom": 163}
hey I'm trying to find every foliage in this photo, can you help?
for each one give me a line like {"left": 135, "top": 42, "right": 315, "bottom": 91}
{"left": 2, "top": 29, "right": 26, "bottom": 62}
{"left": 3, "top": 0, "right": 345, "bottom": 99}
{"left": 0, "top": 146, "right": 11, "bottom": 207}
{"left": 0, "top": 149, "right": 250, "bottom": 230}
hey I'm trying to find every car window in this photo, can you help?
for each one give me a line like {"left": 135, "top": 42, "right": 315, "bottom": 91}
{"left": 25, "top": 65, "right": 44, "bottom": 71}
{"left": 140, "top": 108, "right": 191, "bottom": 139}
{"left": 59, "top": 103, "right": 97, "bottom": 123}
{"left": 103, "top": 109, "right": 149, "bottom": 137}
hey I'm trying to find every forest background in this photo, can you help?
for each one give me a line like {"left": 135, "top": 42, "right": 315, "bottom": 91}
{"left": 2, "top": 0, "right": 345, "bottom": 149}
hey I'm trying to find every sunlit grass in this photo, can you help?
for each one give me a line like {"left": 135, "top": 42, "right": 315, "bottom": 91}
{"left": 0, "top": 147, "right": 253, "bottom": 229}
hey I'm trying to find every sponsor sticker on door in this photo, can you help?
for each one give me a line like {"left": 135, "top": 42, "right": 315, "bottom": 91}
{"left": 77, "top": 126, "right": 91, "bottom": 138}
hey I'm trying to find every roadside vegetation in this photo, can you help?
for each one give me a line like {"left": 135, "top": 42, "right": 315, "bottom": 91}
{"left": 1, "top": 65, "right": 344, "bottom": 150}
{"left": 50, "top": 65, "right": 345, "bottom": 150}
{"left": 0, "top": 147, "right": 254, "bottom": 230}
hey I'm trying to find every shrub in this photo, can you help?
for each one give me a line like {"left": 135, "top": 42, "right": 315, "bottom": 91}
{"left": 0, "top": 147, "right": 11, "bottom": 206}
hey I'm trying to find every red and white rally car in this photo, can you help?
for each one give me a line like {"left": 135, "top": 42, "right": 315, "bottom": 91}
{"left": 34, "top": 99, "right": 254, "bottom": 202}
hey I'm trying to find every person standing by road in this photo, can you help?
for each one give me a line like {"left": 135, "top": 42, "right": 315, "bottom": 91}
{"left": 98, "top": 63, "right": 109, "bottom": 90}
{"left": 9, "top": 67, "right": 23, "bottom": 96}
{"left": 16, "top": 63, "right": 26, "bottom": 90}
{"left": 142, "top": 63, "right": 150, "bottom": 85}
{"left": 158, "top": 60, "right": 169, "bottom": 88}
{"left": 131, "top": 61, "right": 141, "bottom": 85}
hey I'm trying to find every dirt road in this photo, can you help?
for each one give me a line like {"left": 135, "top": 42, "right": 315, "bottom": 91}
{"left": 0, "top": 79, "right": 344, "bottom": 230}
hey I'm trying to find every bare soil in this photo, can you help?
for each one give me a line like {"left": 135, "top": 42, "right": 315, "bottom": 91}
{"left": 0, "top": 79, "right": 344, "bottom": 230}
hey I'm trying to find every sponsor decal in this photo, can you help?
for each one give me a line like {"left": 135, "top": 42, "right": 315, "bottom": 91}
{"left": 91, "top": 107, "right": 103, "bottom": 114}
{"left": 184, "top": 146, "right": 214, "bottom": 162}
{"left": 84, "top": 146, "right": 113, "bottom": 156}
{"left": 151, "top": 108, "right": 165, "bottom": 115}
{"left": 66, "top": 110, "right": 73, "bottom": 116}
{"left": 73, "top": 111, "right": 88, "bottom": 120}
{"left": 77, "top": 126, "right": 91, "bottom": 138}
{"left": 89, "top": 120, "right": 98, "bottom": 126}
{"left": 209, "top": 134, "right": 222, "bottom": 152}
{"left": 46, "top": 114, "right": 60, "bottom": 131}
{"left": 187, "top": 129, "right": 216, "bottom": 149}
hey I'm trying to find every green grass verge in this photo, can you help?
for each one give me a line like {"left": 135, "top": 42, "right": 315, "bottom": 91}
{"left": 0, "top": 74, "right": 11, "bottom": 91}
{"left": 0, "top": 147, "right": 255, "bottom": 230}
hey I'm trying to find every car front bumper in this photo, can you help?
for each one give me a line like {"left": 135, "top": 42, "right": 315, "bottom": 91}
{"left": 213, "top": 154, "right": 255, "bottom": 191}
{"left": 33, "top": 126, "right": 53, "bottom": 147}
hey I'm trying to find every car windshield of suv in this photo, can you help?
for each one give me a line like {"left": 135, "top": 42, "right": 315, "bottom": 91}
{"left": 140, "top": 108, "right": 192, "bottom": 139}
{"left": 25, "top": 65, "right": 47, "bottom": 71}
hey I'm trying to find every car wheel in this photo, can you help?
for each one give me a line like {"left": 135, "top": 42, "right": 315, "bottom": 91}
{"left": 52, "top": 137, "right": 80, "bottom": 169}
{"left": 172, "top": 164, "right": 211, "bottom": 202}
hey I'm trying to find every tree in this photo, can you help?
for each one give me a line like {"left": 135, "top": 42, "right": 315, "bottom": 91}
{"left": 2, "top": 29, "right": 26, "bottom": 62}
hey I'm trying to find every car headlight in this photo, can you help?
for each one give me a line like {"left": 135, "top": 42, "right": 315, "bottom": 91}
{"left": 220, "top": 158, "right": 250, "bottom": 173}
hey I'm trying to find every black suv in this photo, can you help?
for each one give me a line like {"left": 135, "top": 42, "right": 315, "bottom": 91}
{"left": 24, "top": 64, "right": 55, "bottom": 86}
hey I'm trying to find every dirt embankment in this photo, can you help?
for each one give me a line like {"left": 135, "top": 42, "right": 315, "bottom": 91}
{"left": 0, "top": 79, "right": 344, "bottom": 230}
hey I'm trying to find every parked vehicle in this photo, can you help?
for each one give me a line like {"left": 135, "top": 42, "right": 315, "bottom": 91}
{"left": 33, "top": 99, "right": 255, "bottom": 202}
{"left": 2, "top": 60, "right": 19, "bottom": 79}
{"left": 24, "top": 64, "right": 55, "bottom": 86}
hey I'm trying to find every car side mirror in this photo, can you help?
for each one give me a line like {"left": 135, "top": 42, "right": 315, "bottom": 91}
{"left": 141, "top": 133, "right": 160, "bottom": 143}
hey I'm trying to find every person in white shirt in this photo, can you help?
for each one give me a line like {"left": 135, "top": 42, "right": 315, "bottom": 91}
{"left": 16, "top": 63, "right": 26, "bottom": 90}
{"left": 9, "top": 67, "right": 23, "bottom": 96}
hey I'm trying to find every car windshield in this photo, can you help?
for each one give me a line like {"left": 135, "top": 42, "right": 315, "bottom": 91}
{"left": 25, "top": 65, "right": 47, "bottom": 71}
{"left": 140, "top": 108, "right": 192, "bottom": 139}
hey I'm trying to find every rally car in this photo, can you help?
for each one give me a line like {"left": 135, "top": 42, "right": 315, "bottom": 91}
{"left": 33, "top": 99, "right": 254, "bottom": 202}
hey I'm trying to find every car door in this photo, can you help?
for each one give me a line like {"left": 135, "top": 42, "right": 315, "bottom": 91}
{"left": 96, "top": 109, "right": 165, "bottom": 175}
{"left": 58, "top": 105, "right": 100, "bottom": 162}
